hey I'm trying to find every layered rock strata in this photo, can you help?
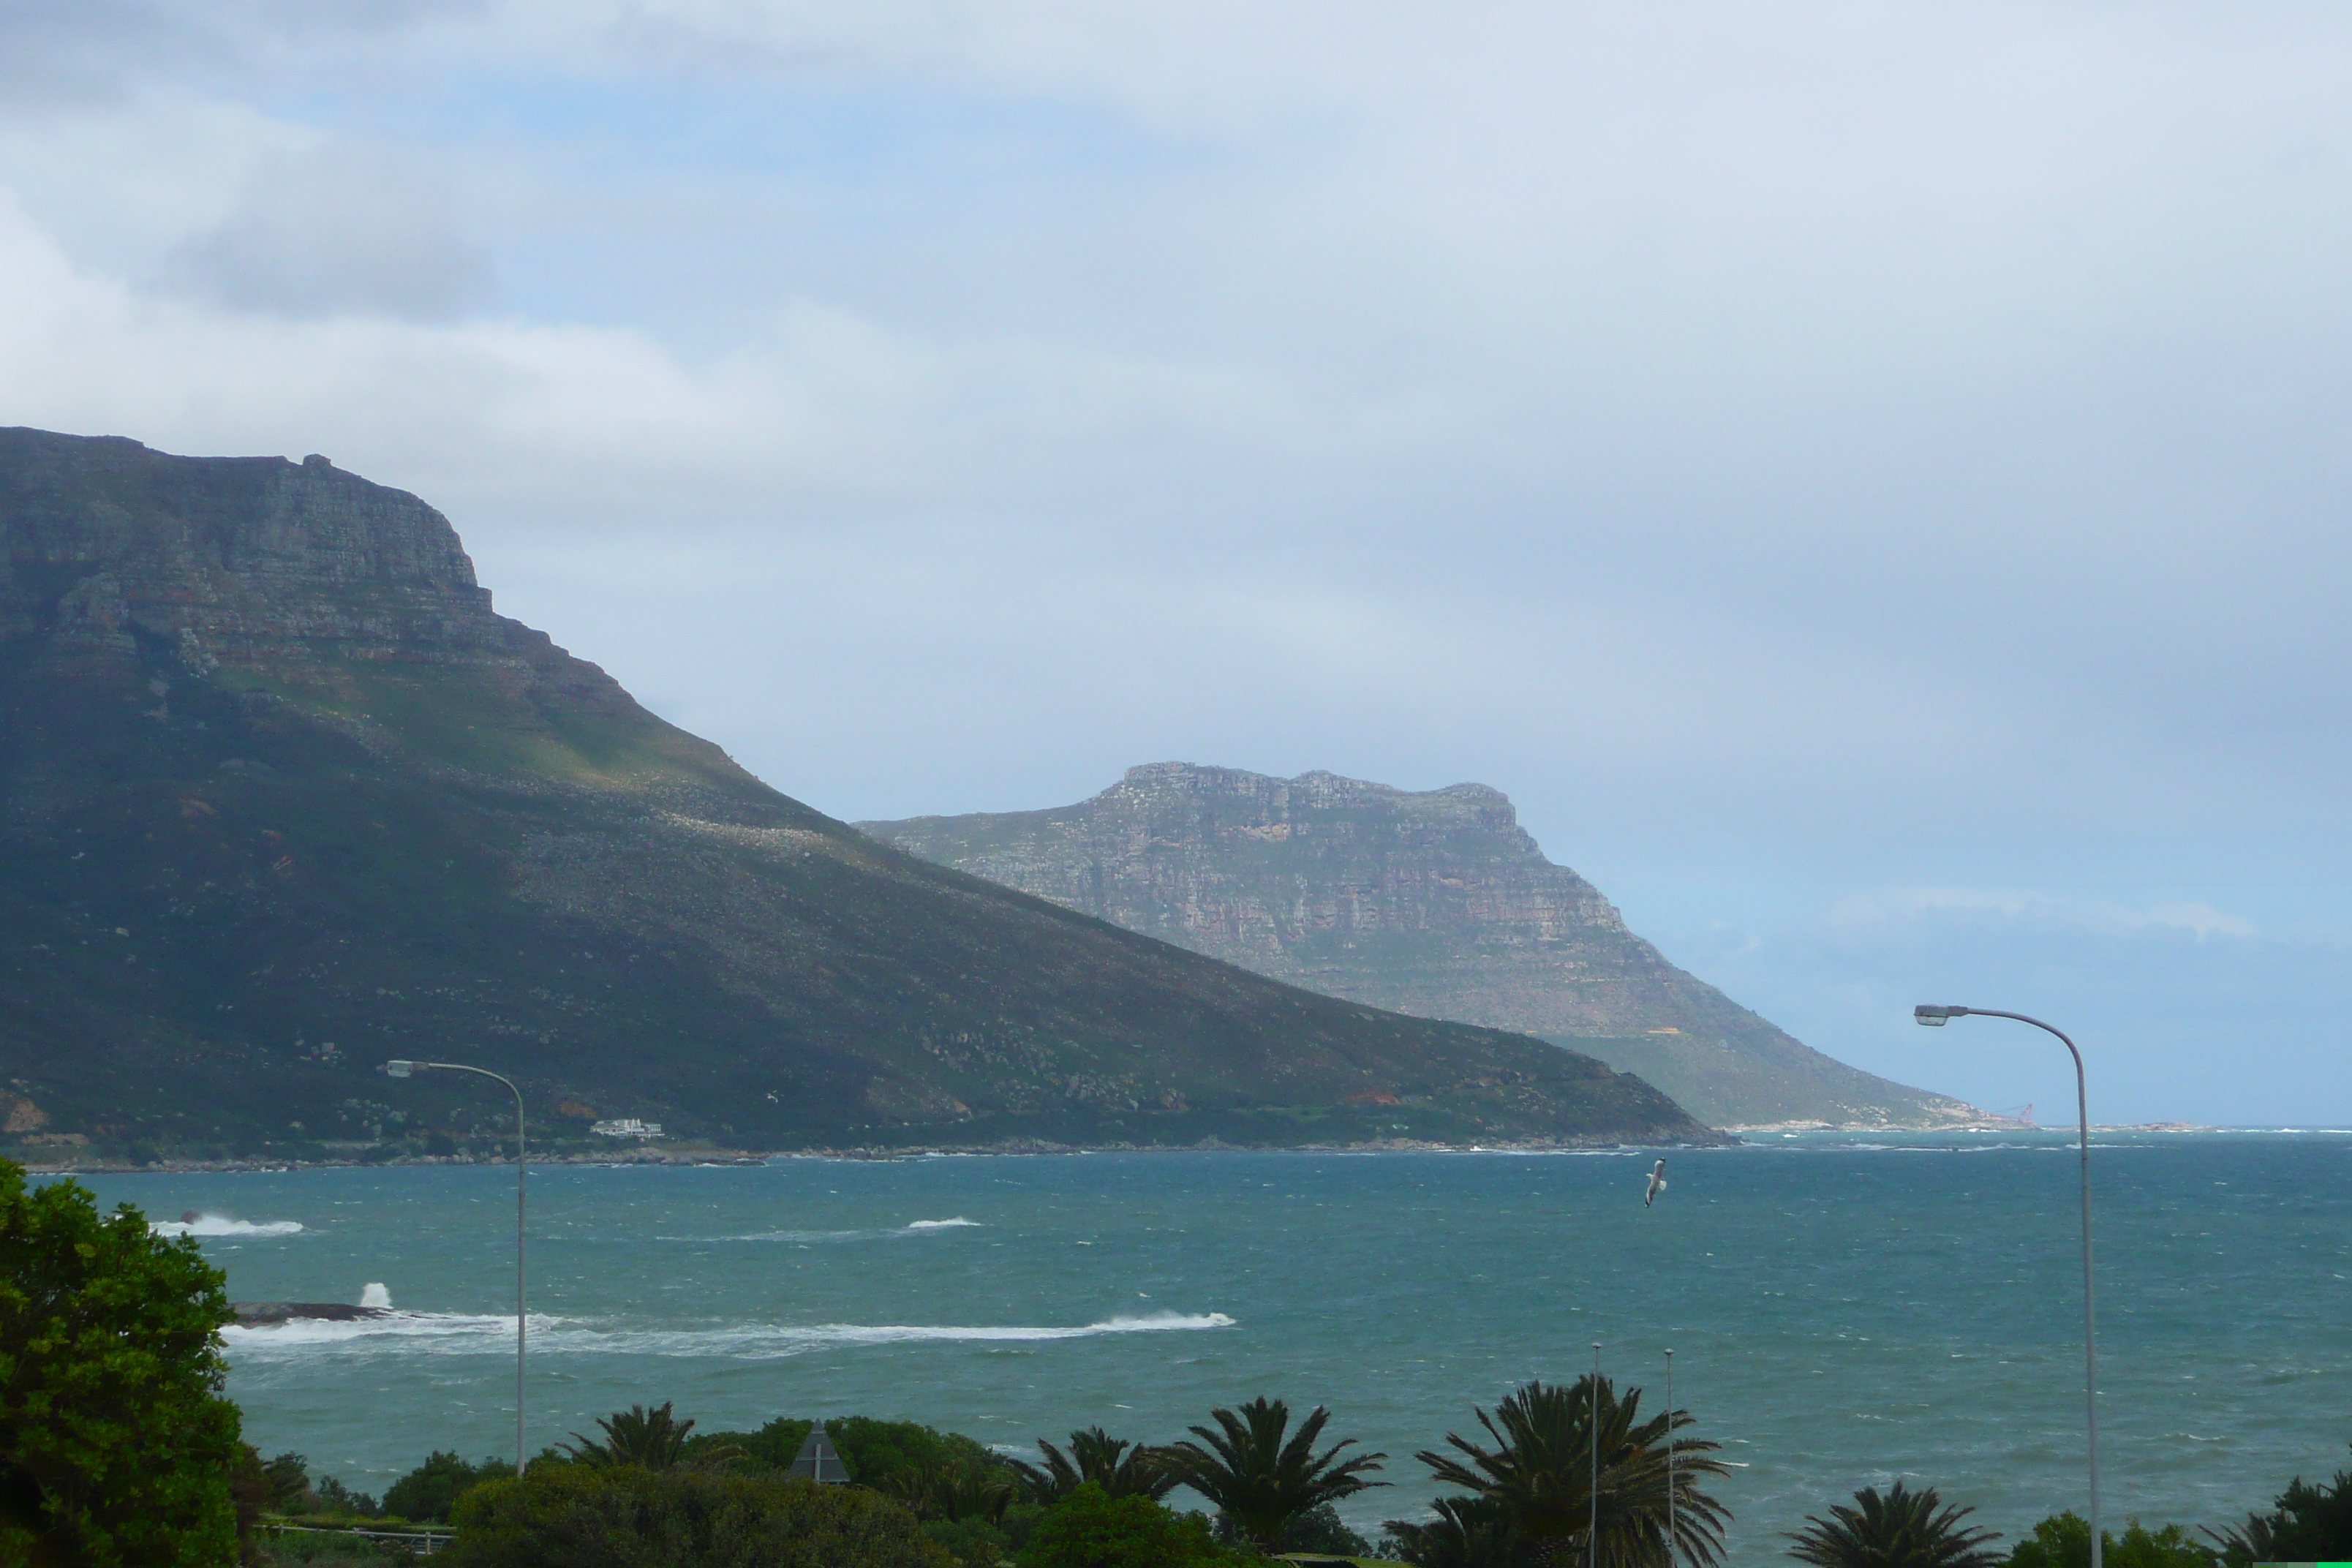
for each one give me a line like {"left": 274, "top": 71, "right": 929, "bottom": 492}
{"left": 862, "top": 764, "right": 1979, "bottom": 1128}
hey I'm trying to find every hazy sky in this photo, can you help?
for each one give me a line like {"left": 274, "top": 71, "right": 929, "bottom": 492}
{"left": 5, "top": 3, "right": 2347, "bottom": 1122}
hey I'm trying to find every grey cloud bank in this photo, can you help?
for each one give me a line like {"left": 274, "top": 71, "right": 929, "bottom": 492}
{"left": 1, "top": 1, "right": 2346, "bottom": 1121}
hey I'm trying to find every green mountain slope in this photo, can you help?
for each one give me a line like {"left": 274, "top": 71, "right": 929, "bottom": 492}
{"left": 861, "top": 764, "right": 1981, "bottom": 1128}
{"left": 0, "top": 429, "right": 1714, "bottom": 1161}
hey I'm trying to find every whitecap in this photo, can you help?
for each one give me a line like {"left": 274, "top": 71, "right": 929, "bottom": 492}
{"left": 222, "top": 1309, "right": 1236, "bottom": 1360}
{"left": 668, "top": 1218, "right": 982, "bottom": 1243}
{"left": 153, "top": 1215, "right": 304, "bottom": 1237}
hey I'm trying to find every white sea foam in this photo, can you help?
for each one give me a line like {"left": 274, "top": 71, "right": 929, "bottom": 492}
{"left": 361, "top": 1283, "right": 393, "bottom": 1309}
{"left": 223, "top": 1309, "right": 1235, "bottom": 1360}
{"left": 223, "top": 1310, "right": 530, "bottom": 1349}
{"left": 152, "top": 1215, "right": 304, "bottom": 1237}
{"left": 671, "top": 1217, "right": 983, "bottom": 1243}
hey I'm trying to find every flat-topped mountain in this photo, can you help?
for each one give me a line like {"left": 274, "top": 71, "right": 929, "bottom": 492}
{"left": 862, "top": 764, "right": 1977, "bottom": 1128}
{"left": 0, "top": 429, "right": 1712, "bottom": 1159}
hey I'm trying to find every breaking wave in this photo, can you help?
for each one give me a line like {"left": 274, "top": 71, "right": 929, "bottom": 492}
{"left": 153, "top": 1215, "right": 304, "bottom": 1237}
{"left": 224, "top": 1310, "right": 1235, "bottom": 1360}
{"left": 904, "top": 1218, "right": 981, "bottom": 1230}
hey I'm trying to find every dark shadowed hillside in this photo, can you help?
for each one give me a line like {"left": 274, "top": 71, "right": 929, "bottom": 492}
{"left": 0, "top": 429, "right": 1714, "bottom": 1161}
{"left": 862, "top": 764, "right": 1979, "bottom": 1128}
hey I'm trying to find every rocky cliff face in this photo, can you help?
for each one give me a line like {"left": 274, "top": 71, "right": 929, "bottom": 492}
{"left": 0, "top": 429, "right": 1713, "bottom": 1159}
{"left": 862, "top": 764, "right": 1980, "bottom": 1128}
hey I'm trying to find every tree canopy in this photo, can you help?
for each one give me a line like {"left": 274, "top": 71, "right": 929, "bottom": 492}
{"left": 0, "top": 1161, "right": 244, "bottom": 1566}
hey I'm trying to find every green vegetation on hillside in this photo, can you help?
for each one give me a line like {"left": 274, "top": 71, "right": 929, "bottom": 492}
{"left": 1, "top": 428, "right": 1710, "bottom": 1158}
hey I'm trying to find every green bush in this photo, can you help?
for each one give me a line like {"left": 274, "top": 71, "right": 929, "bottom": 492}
{"left": 1017, "top": 1483, "right": 1233, "bottom": 1568}
{"left": 447, "top": 1460, "right": 954, "bottom": 1567}
{"left": 380, "top": 1451, "right": 515, "bottom": 1523}
{"left": 0, "top": 1161, "right": 245, "bottom": 1565}
{"left": 1270, "top": 1503, "right": 1371, "bottom": 1556}
{"left": 687, "top": 1418, "right": 813, "bottom": 1474}
{"left": 2008, "top": 1513, "right": 2215, "bottom": 1568}
{"left": 834, "top": 1417, "right": 1010, "bottom": 1490}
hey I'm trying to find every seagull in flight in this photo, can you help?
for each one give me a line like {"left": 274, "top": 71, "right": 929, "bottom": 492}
{"left": 1644, "top": 1158, "right": 1667, "bottom": 1207}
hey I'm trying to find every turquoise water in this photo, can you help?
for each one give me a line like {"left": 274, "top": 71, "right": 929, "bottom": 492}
{"left": 66, "top": 1132, "right": 2352, "bottom": 1556}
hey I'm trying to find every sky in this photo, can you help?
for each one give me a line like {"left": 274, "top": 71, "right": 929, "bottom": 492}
{"left": 4, "top": 2, "right": 2348, "bottom": 1123}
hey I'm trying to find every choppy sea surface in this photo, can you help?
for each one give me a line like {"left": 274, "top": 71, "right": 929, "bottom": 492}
{"left": 61, "top": 1131, "right": 2352, "bottom": 1555}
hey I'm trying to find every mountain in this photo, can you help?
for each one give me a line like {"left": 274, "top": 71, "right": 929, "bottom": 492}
{"left": 0, "top": 429, "right": 1713, "bottom": 1161}
{"left": 859, "top": 764, "right": 1978, "bottom": 1128}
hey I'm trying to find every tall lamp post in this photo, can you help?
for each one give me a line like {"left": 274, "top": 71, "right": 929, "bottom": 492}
{"left": 1914, "top": 1005, "right": 2097, "bottom": 1568}
{"left": 385, "top": 1059, "right": 529, "bottom": 1475}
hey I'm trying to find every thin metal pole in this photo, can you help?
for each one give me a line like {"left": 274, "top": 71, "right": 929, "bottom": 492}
{"left": 1591, "top": 1343, "right": 1602, "bottom": 1568}
{"left": 1923, "top": 1009, "right": 2097, "bottom": 1568}
{"left": 1665, "top": 1349, "right": 1675, "bottom": 1568}
{"left": 418, "top": 1063, "right": 528, "bottom": 1477}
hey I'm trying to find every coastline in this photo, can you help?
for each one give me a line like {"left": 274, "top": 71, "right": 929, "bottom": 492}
{"left": 16, "top": 1121, "right": 2291, "bottom": 1178}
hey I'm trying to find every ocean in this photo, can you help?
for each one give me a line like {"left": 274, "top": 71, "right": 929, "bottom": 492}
{"left": 61, "top": 1131, "right": 2352, "bottom": 1556}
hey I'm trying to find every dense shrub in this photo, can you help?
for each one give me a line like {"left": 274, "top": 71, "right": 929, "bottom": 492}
{"left": 448, "top": 1460, "right": 954, "bottom": 1568}
{"left": 2007, "top": 1513, "right": 2215, "bottom": 1568}
{"left": 1017, "top": 1482, "right": 1232, "bottom": 1568}
{"left": 0, "top": 1161, "right": 244, "bottom": 1565}
{"left": 380, "top": 1451, "right": 515, "bottom": 1523}
{"left": 834, "top": 1417, "right": 1010, "bottom": 1489}
{"left": 1272, "top": 1502, "right": 1373, "bottom": 1556}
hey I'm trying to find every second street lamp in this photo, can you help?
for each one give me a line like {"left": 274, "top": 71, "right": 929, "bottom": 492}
{"left": 384, "top": 1058, "right": 529, "bottom": 1475}
{"left": 1915, "top": 1004, "right": 2100, "bottom": 1568}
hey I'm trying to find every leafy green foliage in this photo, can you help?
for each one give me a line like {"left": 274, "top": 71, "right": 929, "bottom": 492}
{"left": 0, "top": 1162, "right": 244, "bottom": 1565}
{"left": 380, "top": 1451, "right": 515, "bottom": 1523}
{"left": 1016, "top": 1482, "right": 1233, "bottom": 1568}
{"left": 1011, "top": 1428, "right": 1179, "bottom": 1504}
{"left": 2207, "top": 1448, "right": 2352, "bottom": 1567}
{"left": 1269, "top": 1502, "right": 1373, "bottom": 1556}
{"left": 311, "top": 1475, "right": 382, "bottom": 1517}
{"left": 1787, "top": 1482, "right": 2002, "bottom": 1568}
{"left": 1417, "top": 1376, "right": 1730, "bottom": 1568}
{"left": 833, "top": 1417, "right": 1010, "bottom": 1490}
{"left": 2007, "top": 1513, "right": 2215, "bottom": 1568}
{"left": 687, "top": 1417, "right": 813, "bottom": 1474}
{"left": 1166, "top": 1397, "right": 1387, "bottom": 1550}
{"left": 447, "top": 1463, "right": 954, "bottom": 1568}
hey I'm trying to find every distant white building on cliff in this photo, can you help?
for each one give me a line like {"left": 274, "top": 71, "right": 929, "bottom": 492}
{"left": 589, "top": 1117, "right": 663, "bottom": 1139}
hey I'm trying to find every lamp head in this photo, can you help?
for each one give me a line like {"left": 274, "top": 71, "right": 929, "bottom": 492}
{"left": 1913, "top": 1005, "right": 1970, "bottom": 1027}
{"left": 384, "top": 1060, "right": 418, "bottom": 1078}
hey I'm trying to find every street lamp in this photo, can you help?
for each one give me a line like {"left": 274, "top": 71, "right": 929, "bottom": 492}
{"left": 1914, "top": 1005, "right": 2098, "bottom": 1568}
{"left": 384, "top": 1059, "right": 529, "bottom": 1475}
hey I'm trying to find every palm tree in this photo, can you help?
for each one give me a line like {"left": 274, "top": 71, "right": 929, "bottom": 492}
{"left": 561, "top": 1402, "right": 697, "bottom": 1470}
{"left": 1785, "top": 1482, "right": 2002, "bottom": 1568}
{"left": 1416, "top": 1375, "right": 1730, "bottom": 1568}
{"left": 1384, "top": 1494, "right": 1532, "bottom": 1568}
{"left": 881, "top": 1460, "right": 1017, "bottom": 1523}
{"left": 1010, "top": 1427, "right": 1179, "bottom": 1503}
{"left": 1164, "top": 1397, "right": 1388, "bottom": 1550}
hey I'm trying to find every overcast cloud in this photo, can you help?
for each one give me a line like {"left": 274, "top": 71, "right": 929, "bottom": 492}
{"left": 3, "top": 1, "right": 2347, "bottom": 1122}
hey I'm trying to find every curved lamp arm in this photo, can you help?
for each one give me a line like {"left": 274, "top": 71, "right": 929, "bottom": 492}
{"left": 1912, "top": 1006, "right": 2096, "bottom": 1568}
{"left": 384, "top": 1060, "right": 528, "bottom": 1474}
